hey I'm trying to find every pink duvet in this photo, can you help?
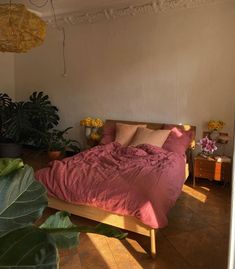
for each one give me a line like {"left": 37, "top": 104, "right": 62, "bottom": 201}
{"left": 35, "top": 142, "right": 186, "bottom": 228}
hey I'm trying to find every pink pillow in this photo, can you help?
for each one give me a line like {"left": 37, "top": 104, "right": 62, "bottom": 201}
{"left": 100, "top": 124, "right": 116, "bottom": 145}
{"left": 115, "top": 123, "right": 146, "bottom": 146}
{"left": 130, "top": 127, "right": 171, "bottom": 147}
{"left": 162, "top": 125, "right": 194, "bottom": 155}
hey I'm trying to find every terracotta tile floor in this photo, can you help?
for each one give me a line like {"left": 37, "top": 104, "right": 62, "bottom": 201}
{"left": 43, "top": 179, "right": 231, "bottom": 269}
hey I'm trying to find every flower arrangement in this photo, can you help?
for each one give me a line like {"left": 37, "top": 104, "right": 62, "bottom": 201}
{"left": 208, "top": 120, "right": 225, "bottom": 131}
{"left": 80, "top": 117, "right": 104, "bottom": 128}
{"left": 80, "top": 117, "right": 104, "bottom": 146}
{"left": 197, "top": 136, "right": 217, "bottom": 156}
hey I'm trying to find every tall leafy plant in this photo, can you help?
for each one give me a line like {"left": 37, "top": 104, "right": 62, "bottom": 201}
{"left": 0, "top": 91, "right": 60, "bottom": 147}
{"left": 27, "top": 92, "right": 60, "bottom": 146}
{"left": 0, "top": 159, "right": 127, "bottom": 268}
{"left": 0, "top": 93, "right": 12, "bottom": 140}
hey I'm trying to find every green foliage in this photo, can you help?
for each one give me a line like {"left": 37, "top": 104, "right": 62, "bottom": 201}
{"left": 2, "top": 102, "right": 33, "bottom": 143}
{"left": 46, "top": 127, "right": 80, "bottom": 153}
{"left": 0, "top": 160, "right": 127, "bottom": 268}
{"left": 0, "top": 164, "right": 47, "bottom": 237}
{"left": 0, "top": 227, "right": 58, "bottom": 268}
{"left": 0, "top": 158, "right": 24, "bottom": 176}
{"left": 0, "top": 91, "right": 60, "bottom": 147}
{"left": 40, "top": 211, "right": 79, "bottom": 249}
{"left": 27, "top": 92, "right": 60, "bottom": 146}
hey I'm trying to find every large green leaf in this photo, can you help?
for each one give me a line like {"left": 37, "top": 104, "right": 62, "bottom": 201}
{"left": 84, "top": 223, "right": 128, "bottom": 240}
{"left": 0, "top": 165, "right": 47, "bottom": 237}
{"left": 41, "top": 211, "right": 128, "bottom": 249}
{"left": 0, "top": 158, "right": 24, "bottom": 177}
{"left": 40, "top": 211, "right": 79, "bottom": 249}
{"left": 0, "top": 226, "right": 58, "bottom": 268}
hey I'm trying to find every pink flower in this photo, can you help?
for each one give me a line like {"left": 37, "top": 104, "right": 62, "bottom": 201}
{"left": 197, "top": 136, "right": 217, "bottom": 154}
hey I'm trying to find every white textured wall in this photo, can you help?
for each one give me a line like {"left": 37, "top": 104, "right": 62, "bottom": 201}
{"left": 15, "top": 2, "right": 235, "bottom": 153}
{"left": 0, "top": 53, "right": 15, "bottom": 98}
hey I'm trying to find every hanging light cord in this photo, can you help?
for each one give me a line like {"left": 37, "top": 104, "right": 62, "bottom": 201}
{"left": 29, "top": 0, "right": 67, "bottom": 77}
{"left": 50, "top": 0, "right": 67, "bottom": 77}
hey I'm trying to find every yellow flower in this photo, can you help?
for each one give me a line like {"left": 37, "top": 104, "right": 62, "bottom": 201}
{"left": 80, "top": 117, "right": 93, "bottom": 127}
{"left": 90, "top": 132, "right": 101, "bottom": 141}
{"left": 91, "top": 118, "right": 104, "bottom": 128}
{"left": 81, "top": 117, "right": 104, "bottom": 128}
{"left": 208, "top": 120, "right": 225, "bottom": 131}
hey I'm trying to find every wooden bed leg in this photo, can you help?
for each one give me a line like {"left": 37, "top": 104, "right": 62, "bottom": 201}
{"left": 150, "top": 229, "right": 156, "bottom": 258}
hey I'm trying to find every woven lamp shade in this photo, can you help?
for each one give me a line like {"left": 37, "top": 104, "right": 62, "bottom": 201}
{"left": 0, "top": 3, "right": 46, "bottom": 53}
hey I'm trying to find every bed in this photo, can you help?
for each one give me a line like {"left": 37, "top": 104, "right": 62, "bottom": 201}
{"left": 36, "top": 120, "right": 196, "bottom": 257}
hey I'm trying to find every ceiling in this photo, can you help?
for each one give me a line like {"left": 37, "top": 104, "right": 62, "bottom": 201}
{"left": 12, "top": 0, "right": 142, "bottom": 16}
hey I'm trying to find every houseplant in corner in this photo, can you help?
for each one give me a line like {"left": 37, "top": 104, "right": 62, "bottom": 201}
{"left": 0, "top": 159, "right": 127, "bottom": 268}
{"left": 46, "top": 127, "right": 81, "bottom": 160}
{"left": 0, "top": 91, "right": 60, "bottom": 157}
{"left": 0, "top": 93, "right": 30, "bottom": 157}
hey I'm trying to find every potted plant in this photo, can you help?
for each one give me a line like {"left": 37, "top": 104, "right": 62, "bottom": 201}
{"left": 0, "top": 94, "right": 30, "bottom": 157}
{"left": 0, "top": 91, "right": 60, "bottom": 157}
{"left": 46, "top": 127, "right": 81, "bottom": 160}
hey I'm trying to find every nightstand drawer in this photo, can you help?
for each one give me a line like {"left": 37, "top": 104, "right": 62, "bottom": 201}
{"left": 195, "top": 160, "right": 215, "bottom": 170}
{"left": 194, "top": 170, "right": 215, "bottom": 180}
{"left": 194, "top": 157, "right": 232, "bottom": 182}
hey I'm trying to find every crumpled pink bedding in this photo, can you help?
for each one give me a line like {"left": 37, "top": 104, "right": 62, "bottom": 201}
{"left": 35, "top": 142, "right": 186, "bottom": 228}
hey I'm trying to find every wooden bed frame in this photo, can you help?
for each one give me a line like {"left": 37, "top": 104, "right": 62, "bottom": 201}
{"left": 48, "top": 119, "right": 196, "bottom": 258}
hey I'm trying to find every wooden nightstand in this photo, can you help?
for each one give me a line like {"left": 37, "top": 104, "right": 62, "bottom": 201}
{"left": 193, "top": 155, "right": 232, "bottom": 187}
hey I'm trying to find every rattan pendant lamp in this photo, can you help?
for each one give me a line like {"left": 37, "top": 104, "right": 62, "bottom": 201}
{"left": 0, "top": 1, "right": 46, "bottom": 53}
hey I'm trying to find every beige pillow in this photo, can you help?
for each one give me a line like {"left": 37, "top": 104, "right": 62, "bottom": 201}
{"left": 115, "top": 123, "right": 147, "bottom": 146}
{"left": 130, "top": 127, "right": 171, "bottom": 147}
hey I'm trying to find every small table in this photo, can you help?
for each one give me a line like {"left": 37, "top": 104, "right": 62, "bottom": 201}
{"left": 193, "top": 155, "right": 232, "bottom": 187}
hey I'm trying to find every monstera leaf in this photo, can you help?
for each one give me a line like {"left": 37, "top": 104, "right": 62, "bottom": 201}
{"left": 28, "top": 91, "right": 59, "bottom": 132}
{"left": 0, "top": 226, "right": 58, "bottom": 268}
{"left": 0, "top": 164, "right": 47, "bottom": 237}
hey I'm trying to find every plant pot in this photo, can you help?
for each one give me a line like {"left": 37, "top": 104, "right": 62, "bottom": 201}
{"left": 0, "top": 143, "right": 22, "bottom": 158}
{"left": 48, "top": 151, "right": 63, "bottom": 161}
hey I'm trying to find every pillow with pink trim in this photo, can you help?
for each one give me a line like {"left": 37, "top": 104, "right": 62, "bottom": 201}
{"left": 162, "top": 124, "right": 194, "bottom": 155}
{"left": 100, "top": 123, "right": 116, "bottom": 145}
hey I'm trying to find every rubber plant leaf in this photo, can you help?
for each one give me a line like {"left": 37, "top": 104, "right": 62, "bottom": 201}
{"left": 0, "top": 158, "right": 24, "bottom": 177}
{"left": 41, "top": 212, "right": 128, "bottom": 249}
{"left": 0, "top": 226, "right": 58, "bottom": 268}
{"left": 0, "top": 164, "right": 47, "bottom": 237}
{"left": 40, "top": 211, "right": 79, "bottom": 249}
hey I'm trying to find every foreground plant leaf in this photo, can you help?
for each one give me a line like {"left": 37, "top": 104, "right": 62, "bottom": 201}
{"left": 0, "top": 158, "right": 24, "bottom": 177}
{"left": 40, "top": 211, "right": 79, "bottom": 249}
{"left": 41, "top": 211, "right": 128, "bottom": 249}
{"left": 0, "top": 165, "right": 47, "bottom": 237}
{"left": 0, "top": 226, "right": 58, "bottom": 268}
{"left": 85, "top": 223, "right": 128, "bottom": 240}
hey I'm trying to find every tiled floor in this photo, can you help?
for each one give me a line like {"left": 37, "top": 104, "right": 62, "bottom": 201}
{"left": 42, "top": 179, "right": 231, "bottom": 269}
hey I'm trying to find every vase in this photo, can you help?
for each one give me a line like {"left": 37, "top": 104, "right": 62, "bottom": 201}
{"left": 85, "top": 126, "right": 92, "bottom": 138}
{"left": 200, "top": 151, "right": 211, "bottom": 158}
{"left": 210, "top": 130, "right": 220, "bottom": 141}
{"left": 92, "top": 127, "right": 98, "bottom": 133}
